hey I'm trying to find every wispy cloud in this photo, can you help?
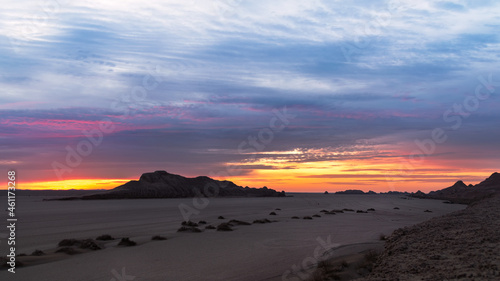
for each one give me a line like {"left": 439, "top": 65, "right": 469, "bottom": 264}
{"left": 1, "top": 0, "right": 499, "bottom": 191}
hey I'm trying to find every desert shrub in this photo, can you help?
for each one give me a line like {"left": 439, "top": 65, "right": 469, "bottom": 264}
{"left": 229, "top": 219, "right": 251, "bottom": 225}
{"left": 151, "top": 235, "right": 167, "bottom": 241}
{"left": 96, "top": 234, "right": 114, "bottom": 241}
{"left": 313, "top": 214, "right": 321, "bottom": 217}
{"left": 291, "top": 216, "right": 300, "bottom": 219}
{"left": 31, "top": 249, "right": 45, "bottom": 256}
{"left": 181, "top": 221, "right": 198, "bottom": 227}
{"left": 253, "top": 219, "right": 272, "bottom": 224}
{"left": 216, "top": 223, "right": 233, "bottom": 231}
{"left": 58, "top": 239, "right": 80, "bottom": 247}
{"left": 118, "top": 238, "right": 137, "bottom": 246}
{"left": 303, "top": 216, "right": 313, "bottom": 220}
{"left": 269, "top": 212, "right": 277, "bottom": 215}
{"left": 56, "top": 247, "right": 79, "bottom": 255}
{"left": 80, "top": 239, "right": 101, "bottom": 250}
{"left": 205, "top": 225, "right": 216, "bottom": 229}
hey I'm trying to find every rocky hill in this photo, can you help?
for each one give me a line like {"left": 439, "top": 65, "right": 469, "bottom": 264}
{"left": 55, "top": 170, "right": 285, "bottom": 200}
{"left": 426, "top": 172, "right": 500, "bottom": 203}
{"left": 363, "top": 194, "right": 500, "bottom": 280}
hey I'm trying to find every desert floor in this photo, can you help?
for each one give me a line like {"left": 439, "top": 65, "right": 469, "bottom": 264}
{"left": 0, "top": 194, "right": 465, "bottom": 281}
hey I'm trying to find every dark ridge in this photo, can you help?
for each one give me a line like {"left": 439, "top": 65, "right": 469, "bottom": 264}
{"left": 50, "top": 170, "right": 285, "bottom": 200}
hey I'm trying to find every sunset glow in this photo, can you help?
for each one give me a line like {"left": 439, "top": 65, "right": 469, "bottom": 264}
{"left": 1, "top": 1, "right": 499, "bottom": 193}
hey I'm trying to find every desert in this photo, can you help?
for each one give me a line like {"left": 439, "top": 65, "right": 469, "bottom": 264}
{"left": 0, "top": 192, "right": 466, "bottom": 281}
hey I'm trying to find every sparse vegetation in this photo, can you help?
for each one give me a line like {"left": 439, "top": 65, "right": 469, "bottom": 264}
{"left": 291, "top": 216, "right": 300, "bottom": 219}
{"left": 181, "top": 220, "right": 199, "bottom": 227}
{"left": 269, "top": 211, "right": 277, "bottom": 215}
{"left": 31, "top": 249, "right": 45, "bottom": 256}
{"left": 229, "top": 219, "right": 251, "bottom": 225}
{"left": 96, "top": 234, "right": 114, "bottom": 241}
{"left": 58, "top": 238, "right": 101, "bottom": 250}
{"left": 118, "top": 238, "right": 137, "bottom": 246}
{"left": 151, "top": 235, "right": 167, "bottom": 241}
{"left": 303, "top": 216, "right": 313, "bottom": 220}
{"left": 177, "top": 226, "right": 202, "bottom": 233}
{"left": 205, "top": 225, "right": 216, "bottom": 229}
{"left": 56, "top": 247, "right": 79, "bottom": 255}
{"left": 216, "top": 223, "right": 233, "bottom": 231}
{"left": 253, "top": 219, "right": 272, "bottom": 224}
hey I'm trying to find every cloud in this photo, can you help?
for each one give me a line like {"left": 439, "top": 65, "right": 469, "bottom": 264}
{"left": 1, "top": 0, "right": 500, "bottom": 189}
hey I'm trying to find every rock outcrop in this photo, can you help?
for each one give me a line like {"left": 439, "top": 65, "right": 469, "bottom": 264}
{"left": 363, "top": 194, "right": 500, "bottom": 280}
{"left": 426, "top": 172, "right": 500, "bottom": 203}
{"left": 55, "top": 170, "right": 285, "bottom": 200}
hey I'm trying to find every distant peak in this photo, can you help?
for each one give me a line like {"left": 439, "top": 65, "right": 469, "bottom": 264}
{"left": 453, "top": 180, "right": 466, "bottom": 187}
{"left": 154, "top": 170, "right": 169, "bottom": 175}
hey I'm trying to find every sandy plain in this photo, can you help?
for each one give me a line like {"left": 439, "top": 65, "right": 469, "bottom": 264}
{"left": 0, "top": 193, "right": 465, "bottom": 281}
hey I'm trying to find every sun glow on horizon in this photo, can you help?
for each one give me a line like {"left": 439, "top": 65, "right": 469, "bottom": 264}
{"left": 18, "top": 179, "right": 132, "bottom": 190}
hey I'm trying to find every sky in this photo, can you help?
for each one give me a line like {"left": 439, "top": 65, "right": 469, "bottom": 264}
{"left": 1, "top": 0, "right": 499, "bottom": 192}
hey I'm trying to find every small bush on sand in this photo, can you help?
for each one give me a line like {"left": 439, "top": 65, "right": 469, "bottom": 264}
{"left": 152, "top": 235, "right": 167, "bottom": 241}
{"left": 181, "top": 221, "right": 199, "bottom": 227}
{"left": 80, "top": 239, "right": 102, "bottom": 250}
{"left": 269, "top": 212, "right": 277, "bottom": 215}
{"left": 229, "top": 219, "right": 251, "bottom": 225}
{"left": 218, "top": 216, "right": 225, "bottom": 219}
{"left": 178, "top": 226, "right": 202, "bottom": 233}
{"left": 253, "top": 219, "right": 272, "bottom": 224}
{"left": 291, "top": 216, "right": 300, "bottom": 219}
{"left": 31, "top": 249, "right": 45, "bottom": 256}
{"left": 313, "top": 214, "right": 321, "bottom": 218}
{"left": 205, "top": 225, "right": 216, "bottom": 230}
{"left": 118, "top": 238, "right": 137, "bottom": 247}
{"left": 303, "top": 216, "right": 313, "bottom": 220}
{"left": 56, "top": 247, "right": 79, "bottom": 255}
{"left": 96, "top": 234, "right": 114, "bottom": 241}
{"left": 217, "top": 223, "right": 233, "bottom": 231}
{"left": 58, "top": 239, "right": 80, "bottom": 247}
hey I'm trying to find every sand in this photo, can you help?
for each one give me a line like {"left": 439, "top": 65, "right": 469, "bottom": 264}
{"left": 0, "top": 194, "right": 465, "bottom": 281}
